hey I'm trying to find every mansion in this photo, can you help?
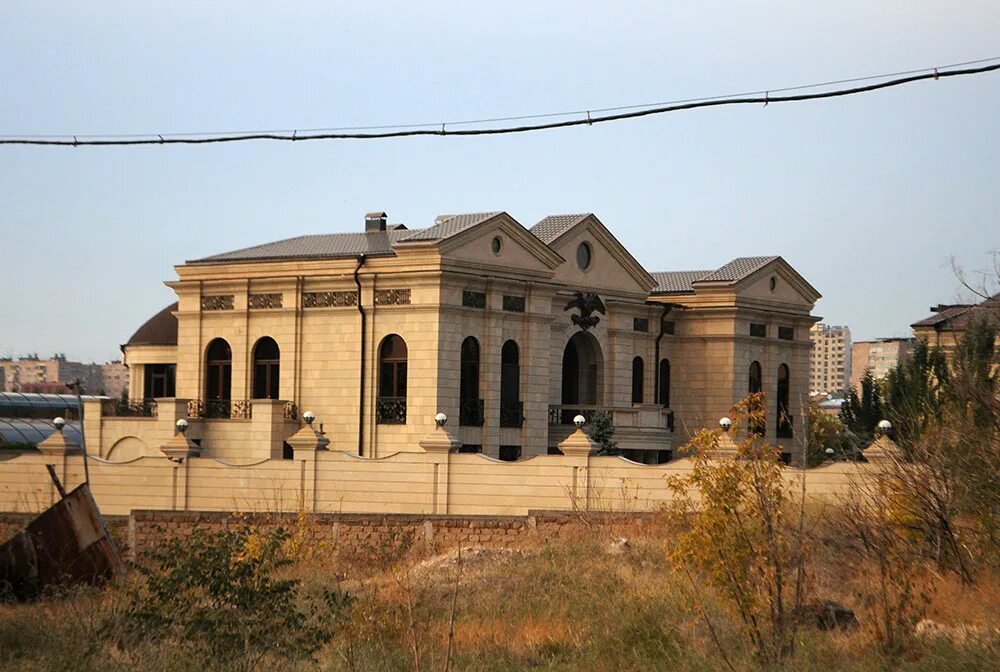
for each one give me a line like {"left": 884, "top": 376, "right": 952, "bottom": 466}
{"left": 99, "top": 211, "right": 820, "bottom": 464}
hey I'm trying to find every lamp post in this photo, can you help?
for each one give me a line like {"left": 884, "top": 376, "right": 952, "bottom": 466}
{"left": 66, "top": 378, "right": 89, "bottom": 483}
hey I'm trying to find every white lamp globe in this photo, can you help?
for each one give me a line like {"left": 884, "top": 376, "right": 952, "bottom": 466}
{"left": 303, "top": 411, "right": 316, "bottom": 425}
{"left": 175, "top": 418, "right": 189, "bottom": 433}
{"left": 573, "top": 414, "right": 586, "bottom": 428}
{"left": 719, "top": 417, "right": 733, "bottom": 431}
{"left": 434, "top": 412, "right": 448, "bottom": 427}
{"left": 53, "top": 416, "right": 66, "bottom": 431}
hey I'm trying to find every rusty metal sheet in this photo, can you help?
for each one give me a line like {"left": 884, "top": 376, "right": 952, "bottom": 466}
{"left": 0, "top": 483, "right": 121, "bottom": 600}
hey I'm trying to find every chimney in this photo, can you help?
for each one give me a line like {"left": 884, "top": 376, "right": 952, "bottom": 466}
{"left": 365, "top": 211, "right": 388, "bottom": 232}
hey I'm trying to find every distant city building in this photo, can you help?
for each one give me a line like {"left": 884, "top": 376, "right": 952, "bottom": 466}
{"left": 850, "top": 338, "right": 915, "bottom": 392}
{"left": 911, "top": 294, "right": 1000, "bottom": 361}
{"left": 809, "top": 323, "right": 851, "bottom": 395}
{"left": 0, "top": 355, "right": 128, "bottom": 397}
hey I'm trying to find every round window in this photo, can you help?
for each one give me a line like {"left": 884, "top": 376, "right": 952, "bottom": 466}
{"left": 491, "top": 236, "right": 503, "bottom": 255}
{"left": 576, "top": 242, "right": 592, "bottom": 270}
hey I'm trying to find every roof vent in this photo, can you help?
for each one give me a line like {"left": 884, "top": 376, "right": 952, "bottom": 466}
{"left": 365, "top": 212, "right": 388, "bottom": 232}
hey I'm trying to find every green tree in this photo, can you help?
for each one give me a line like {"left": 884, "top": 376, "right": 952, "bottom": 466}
{"left": 883, "top": 339, "right": 950, "bottom": 450}
{"left": 588, "top": 410, "right": 619, "bottom": 455}
{"left": 839, "top": 369, "right": 884, "bottom": 444}
{"left": 806, "top": 402, "right": 855, "bottom": 465}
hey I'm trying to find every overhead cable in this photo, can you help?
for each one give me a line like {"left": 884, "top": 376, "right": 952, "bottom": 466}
{"left": 2, "top": 58, "right": 998, "bottom": 147}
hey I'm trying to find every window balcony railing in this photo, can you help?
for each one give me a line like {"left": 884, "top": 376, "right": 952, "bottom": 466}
{"left": 499, "top": 401, "right": 523, "bottom": 428}
{"left": 777, "top": 414, "right": 794, "bottom": 439}
{"left": 187, "top": 399, "right": 252, "bottom": 420}
{"left": 376, "top": 397, "right": 407, "bottom": 424}
{"left": 547, "top": 405, "right": 610, "bottom": 426}
{"left": 282, "top": 401, "right": 298, "bottom": 420}
{"left": 101, "top": 398, "right": 157, "bottom": 418}
{"left": 459, "top": 398, "right": 485, "bottom": 426}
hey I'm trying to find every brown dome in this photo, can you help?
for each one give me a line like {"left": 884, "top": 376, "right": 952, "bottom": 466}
{"left": 126, "top": 303, "right": 178, "bottom": 346}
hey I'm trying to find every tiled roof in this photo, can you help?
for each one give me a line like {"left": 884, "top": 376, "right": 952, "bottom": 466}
{"left": 651, "top": 271, "right": 712, "bottom": 294}
{"left": 651, "top": 256, "right": 781, "bottom": 294}
{"left": 127, "top": 303, "right": 178, "bottom": 346}
{"left": 911, "top": 295, "right": 1000, "bottom": 329}
{"left": 398, "top": 212, "right": 503, "bottom": 242}
{"left": 190, "top": 229, "right": 419, "bottom": 263}
{"left": 696, "top": 256, "right": 780, "bottom": 283}
{"left": 529, "top": 214, "right": 591, "bottom": 244}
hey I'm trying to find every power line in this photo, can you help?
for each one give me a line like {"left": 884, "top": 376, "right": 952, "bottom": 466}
{"left": 3, "top": 58, "right": 999, "bottom": 147}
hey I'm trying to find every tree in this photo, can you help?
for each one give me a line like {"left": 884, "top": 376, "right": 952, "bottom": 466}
{"left": 667, "top": 394, "right": 807, "bottom": 666}
{"left": 883, "top": 339, "right": 950, "bottom": 450}
{"left": 588, "top": 410, "right": 619, "bottom": 455}
{"left": 806, "top": 402, "right": 855, "bottom": 465}
{"left": 840, "top": 369, "right": 884, "bottom": 444}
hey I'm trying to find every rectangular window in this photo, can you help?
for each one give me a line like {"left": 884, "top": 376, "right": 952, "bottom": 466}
{"left": 663, "top": 320, "right": 675, "bottom": 335}
{"left": 632, "top": 317, "right": 649, "bottom": 332}
{"left": 750, "top": 323, "right": 767, "bottom": 338}
{"left": 502, "top": 295, "right": 525, "bottom": 312}
{"left": 778, "top": 326, "right": 794, "bottom": 341}
{"left": 462, "top": 290, "right": 486, "bottom": 308}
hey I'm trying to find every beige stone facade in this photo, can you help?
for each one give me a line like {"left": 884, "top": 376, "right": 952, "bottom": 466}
{"left": 101, "top": 211, "right": 819, "bottom": 465}
{"left": 809, "top": 324, "right": 851, "bottom": 395}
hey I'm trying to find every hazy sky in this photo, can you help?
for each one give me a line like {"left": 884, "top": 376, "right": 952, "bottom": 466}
{"left": 2, "top": 2, "right": 999, "bottom": 363}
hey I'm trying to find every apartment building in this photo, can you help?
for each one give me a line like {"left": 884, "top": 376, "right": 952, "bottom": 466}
{"left": 809, "top": 323, "right": 851, "bottom": 395}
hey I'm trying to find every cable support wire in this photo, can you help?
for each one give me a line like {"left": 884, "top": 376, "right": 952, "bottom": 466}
{"left": 2, "top": 58, "right": 999, "bottom": 147}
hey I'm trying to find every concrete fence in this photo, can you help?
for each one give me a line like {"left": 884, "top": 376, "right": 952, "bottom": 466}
{"left": 0, "top": 443, "right": 876, "bottom": 520}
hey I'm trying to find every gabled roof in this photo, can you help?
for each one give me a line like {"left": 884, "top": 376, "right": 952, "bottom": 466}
{"left": 529, "top": 214, "right": 590, "bottom": 244}
{"left": 397, "top": 212, "right": 503, "bottom": 242}
{"left": 651, "top": 270, "right": 713, "bottom": 294}
{"left": 189, "top": 229, "right": 418, "bottom": 263}
{"left": 651, "top": 256, "right": 818, "bottom": 300}
{"left": 696, "top": 256, "right": 780, "bottom": 283}
{"left": 127, "top": 303, "right": 178, "bottom": 346}
{"left": 911, "top": 294, "right": 1000, "bottom": 330}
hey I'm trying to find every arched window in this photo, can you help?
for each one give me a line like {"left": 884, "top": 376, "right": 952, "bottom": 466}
{"left": 777, "top": 364, "right": 792, "bottom": 438}
{"left": 205, "top": 338, "right": 232, "bottom": 402}
{"left": 658, "top": 358, "right": 671, "bottom": 407}
{"left": 459, "top": 337, "right": 483, "bottom": 426}
{"left": 631, "top": 356, "right": 644, "bottom": 404}
{"left": 252, "top": 337, "right": 280, "bottom": 400}
{"left": 376, "top": 335, "right": 407, "bottom": 424}
{"left": 749, "top": 361, "right": 762, "bottom": 395}
{"left": 500, "top": 340, "right": 522, "bottom": 427}
{"left": 748, "top": 360, "right": 764, "bottom": 435}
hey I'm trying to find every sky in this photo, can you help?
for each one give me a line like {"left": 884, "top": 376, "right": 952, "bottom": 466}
{"left": 1, "top": 1, "right": 999, "bottom": 363}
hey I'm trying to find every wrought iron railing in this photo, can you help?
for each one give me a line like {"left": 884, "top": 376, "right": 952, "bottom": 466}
{"left": 547, "top": 405, "right": 609, "bottom": 426}
{"left": 187, "top": 399, "right": 252, "bottom": 420}
{"left": 499, "top": 401, "right": 524, "bottom": 428}
{"left": 777, "top": 414, "right": 794, "bottom": 439}
{"left": 376, "top": 397, "right": 407, "bottom": 424}
{"left": 283, "top": 401, "right": 298, "bottom": 420}
{"left": 459, "top": 398, "right": 484, "bottom": 426}
{"left": 101, "top": 398, "right": 157, "bottom": 418}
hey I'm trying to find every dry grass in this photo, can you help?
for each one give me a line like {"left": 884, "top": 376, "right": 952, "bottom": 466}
{"left": 1, "top": 513, "right": 999, "bottom": 671}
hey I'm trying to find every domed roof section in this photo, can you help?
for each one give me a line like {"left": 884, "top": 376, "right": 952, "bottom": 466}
{"left": 126, "top": 303, "right": 178, "bottom": 346}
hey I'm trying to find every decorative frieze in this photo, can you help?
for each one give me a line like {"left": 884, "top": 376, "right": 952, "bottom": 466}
{"left": 462, "top": 290, "right": 487, "bottom": 309}
{"left": 375, "top": 288, "right": 411, "bottom": 306}
{"left": 502, "top": 295, "right": 525, "bottom": 313}
{"left": 248, "top": 293, "right": 283, "bottom": 309}
{"left": 201, "top": 295, "right": 235, "bottom": 311}
{"left": 303, "top": 291, "right": 358, "bottom": 308}
{"left": 633, "top": 317, "right": 649, "bottom": 333}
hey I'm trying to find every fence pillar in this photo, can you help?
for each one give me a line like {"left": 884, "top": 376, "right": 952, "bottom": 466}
{"left": 420, "top": 424, "right": 460, "bottom": 515}
{"left": 287, "top": 421, "right": 329, "bottom": 512}
{"left": 558, "top": 427, "right": 596, "bottom": 511}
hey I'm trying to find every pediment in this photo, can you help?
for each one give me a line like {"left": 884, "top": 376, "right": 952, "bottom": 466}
{"left": 542, "top": 215, "right": 656, "bottom": 297}
{"left": 733, "top": 258, "right": 821, "bottom": 307}
{"left": 436, "top": 213, "right": 564, "bottom": 274}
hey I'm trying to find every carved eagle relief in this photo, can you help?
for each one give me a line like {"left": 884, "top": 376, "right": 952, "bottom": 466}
{"left": 564, "top": 292, "right": 606, "bottom": 330}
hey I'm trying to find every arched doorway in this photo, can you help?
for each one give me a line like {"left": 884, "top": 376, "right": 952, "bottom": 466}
{"left": 560, "top": 331, "right": 604, "bottom": 420}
